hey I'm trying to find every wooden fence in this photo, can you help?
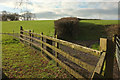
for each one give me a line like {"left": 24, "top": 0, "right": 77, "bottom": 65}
{"left": 19, "top": 26, "right": 115, "bottom": 79}
{"left": 115, "top": 35, "right": 120, "bottom": 71}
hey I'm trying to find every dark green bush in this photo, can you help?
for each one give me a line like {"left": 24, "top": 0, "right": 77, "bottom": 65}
{"left": 105, "top": 24, "right": 120, "bottom": 39}
{"left": 54, "top": 17, "right": 80, "bottom": 41}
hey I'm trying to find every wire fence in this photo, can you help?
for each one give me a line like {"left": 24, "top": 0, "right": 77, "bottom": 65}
{"left": 116, "top": 36, "right": 120, "bottom": 70}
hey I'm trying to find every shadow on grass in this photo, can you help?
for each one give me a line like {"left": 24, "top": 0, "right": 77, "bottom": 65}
{"left": 72, "top": 21, "right": 107, "bottom": 41}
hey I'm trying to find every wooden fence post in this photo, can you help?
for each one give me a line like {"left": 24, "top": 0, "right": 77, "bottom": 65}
{"left": 29, "top": 30, "right": 32, "bottom": 46}
{"left": 100, "top": 38, "right": 107, "bottom": 52}
{"left": 105, "top": 39, "right": 115, "bottom": 79}
{"left": 32, "top": 30, "right": 34, "bottom": 42}
{"left": 41, "top": 32, "right": 43, "bottom": 54}
{"left": 100, "top": 38, "right": 115, "bottom": 79}
{"left": 100, "top": 38, "right": 107, "bottom": 76}
{"left": 55, "top": 35, "right": 59, "bottom": 66}
{"left": 20, "top": 26, "right": 23, "bottom": 42}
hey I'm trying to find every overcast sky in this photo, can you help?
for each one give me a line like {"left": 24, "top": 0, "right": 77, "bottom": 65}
{"left": 0, "top": 0, "right": 119, "bottom": 20}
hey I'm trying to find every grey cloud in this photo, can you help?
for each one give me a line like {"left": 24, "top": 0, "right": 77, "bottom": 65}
{"left": 67, "top": 8, "right": 118, "bottom": 19}
{"left": 35, "top": 7, "right": 118, "bottom": 20}
{"left": 75, "top": 8, "right": 118, "bottom": 16}
{"left": 36, "top": 11, "right": 72, "bottom": 19}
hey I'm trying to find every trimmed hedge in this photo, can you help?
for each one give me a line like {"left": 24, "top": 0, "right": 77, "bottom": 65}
{"left": 105, "top": 24, "right": 120, "bottom": 39}
{"left": 54, "top": 17, "right": 80, "bottom": 40}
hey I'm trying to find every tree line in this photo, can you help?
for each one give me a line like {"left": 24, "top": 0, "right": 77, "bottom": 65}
{"left": 1, "top": 11, "right": 19, "bottom": 21}
{"left": 1, "top": 11, "right": 35, "bottom": 21}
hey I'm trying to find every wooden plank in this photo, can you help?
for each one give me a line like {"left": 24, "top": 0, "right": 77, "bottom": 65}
{"left": 21, "top": 30, "right": 101, "bottom": 57}
{"left": 41, "top": 32, "right": 43, "bottom": 54}
{"left": 116, "top": 44, "right": 120, "bottom": 70}
{"left": 116, "top": 40, "right": 120, "bottom": 48}
{"left": 100, "top": 38, "right": 107, "bottom": 52}
{"left": 92, "top": 72, "right": 104, "bottom": 80}
{"left": 20, "top": 34, "right": 95, "bottom": 72}
{"left": 55, "top": 35, "right": 59, "bottom": 66}
{"left": 116, "top": 36, "right": 120, "bottom": 42}
{"left": 41, "top": 35, "right": 101, "bottom": 57}
{"left": 19, "top": 37, "right": 85, "bottom": 79}
{"left": 91, "top": 52, "right": 106, "bottom": 79}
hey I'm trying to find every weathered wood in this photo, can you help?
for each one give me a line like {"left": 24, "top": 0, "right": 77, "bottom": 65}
{"left": 41, "top": 32, "right": 43, "bottom": 54}
{"left": 116, "top": 36, "right": 120, "bottom": 42}
{"left": 21, "top": 30, "right": 101, "bottom": 57}
{"left": 116, "top": 40, "right": 120, "bottom": 48}
{"left": 20, "top": 34, "right": 95, "bottom": 72}
{"left": 115, "top": 35, "right": 120, "bottom": 71}
{"left": 91, "top": 38, "right": 108, "bottom": 80}
{"left": 91, "top": 52, "right": 106, "bottom": 79}
{"left": 19, "top": 37, "right": 85, "bottom": 79}
{"left": 92, "top": 72, "right": 104, "bottom": 80}
{"left": 55, "top": 35, "right": 59, "bottom": 66}
{"left": 104, "top": 39, "right": 115, "bottom": 78}
{"left": 32, "top": 30, "right": 34, "bottom": 42}
{"left": 29, "top": 30, "right": 32, "bottom": 46}
{"left": 20, "top": 26, "right": 23, "bottom": 42}
{"left": 100, "top": 38, "right": 107, "bottom": 52}
{"left": 92, "top": 37, "right": 116, "bottom": 79}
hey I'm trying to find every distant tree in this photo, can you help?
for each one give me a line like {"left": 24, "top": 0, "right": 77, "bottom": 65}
{"left": 7, "top": 13, "right": 19, "bottom": 21}
{"left": 22, "top": 11, "right": 33, "bottom": 21}
{"left": 2, "top": 11, "right": 19, "bottom": 21}
{"left": 2, "top": 11, "right": 7, "bottom": 21}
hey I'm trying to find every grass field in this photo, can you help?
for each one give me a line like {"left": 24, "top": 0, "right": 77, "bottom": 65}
{"left": 1, "top": 20, "right": 119, "bottom": 78}
{"left": 2, "top": 34, "right": 72, "bottom": 78}
{"left": 2, "top": 20, "right": 118, "bottom": 37}
{"left": 80, "top": 20, "right": 118, "bottom": 25}
{"left": 2, "top": 20, "right": 55, "bottom": 36}
{"left": 2, "top": 20, "right": 118, "bottom": 50}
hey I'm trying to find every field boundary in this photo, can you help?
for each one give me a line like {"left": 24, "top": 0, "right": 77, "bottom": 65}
{"left": 4, "top": 26, "right": 115, "bottom": 79}
{"left": 115, "top": 35, "right": 120, "bottom": 71}
{"left": 19, "top": 26, "right": 115, "bottom": 79}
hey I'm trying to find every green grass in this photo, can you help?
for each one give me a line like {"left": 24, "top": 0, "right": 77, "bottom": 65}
{"left": 2, "top": 20, "right": 55, "bottom": 36}
{"left": 2, "top": 20, "right": 118, "bottom": 78}
{"left": 2, "top": 20, "right": 118, "bottom": 37}
{"left": 91, "top": 43, "right": 99, "bottom": 50}
{"left": 76, "top": 21, "right": 106, "bottom": 41}
{"left": 80, "top": 20, "right": 118, "bottom": 25}
{"left": 2, "top": 34, "right": 71, "bottom": 78}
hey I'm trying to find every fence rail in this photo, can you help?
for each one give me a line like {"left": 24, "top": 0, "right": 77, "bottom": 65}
{"left": 116, "top": 36, "right": 120, "bottom": 70}
{"left": 20, "top": 33, "right": 95, "bottom": 72}
{"left": 18, "top": 26, "right": 115, "bottom": 79}
{"left": 21, "top": 30, "right": 101, "bottom": 57}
